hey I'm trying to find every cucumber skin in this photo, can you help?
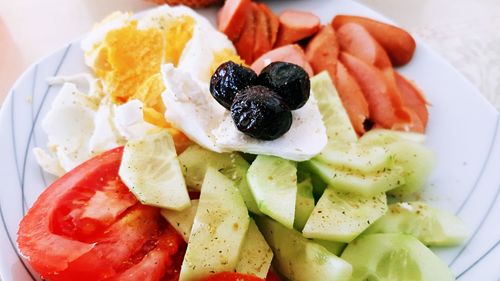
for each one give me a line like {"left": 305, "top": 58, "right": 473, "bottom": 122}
{"left": 255, "top": 216, "right": 352, "bottom": 281}
{"left": 341, "top": 233, "right": 454, "bottom": 281}
{"left": 365, "top": 202, "right": 468, "bottom": 246}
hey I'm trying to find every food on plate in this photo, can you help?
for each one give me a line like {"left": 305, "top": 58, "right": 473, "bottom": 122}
{"left": 305, "top": 24, "right": 340, "bottom": 81}
{"left": 257, "top": 62, "right": 310, "bottom": 110}
{"left": 210, "top": 61, "right": 258, "bottom": 109}
{"left": 18, "top": 2, "right": 469, "bottom": 281}
{"left": 341, "top": 234, "right": 454, "bottom": 281}
{"left": 336, "top": 22, "right": 392, "bottom": 69}
{"left": 118, "top": 129, "right": 190, "bottom": 210}
{"left": 151, "top": 0, "right": 222, "bottom": 8}
{"left": 365, "top": 202, "right": 469, "bottom": 246}
{"left": 334, "top": 61, "right": 370, "bottom": 134}
{"left": 339, "top": 52, "right": 410, "bottom": 129}
{"left": 251, "top": 44, "right": 314, "bottom": 76}
{"left": 17, "top": 147, "right": 185, "bottom": 281}
{"left": 231, "top": 85, "right": 293, "bottom": 140}
{"left": 217, "top": 0, "right": 251, "bottom": 41}
{"left": 332, "top": 15, "right": 417, "bottom": 66}
{"left": 275, "top": 10, "right": 321, "bottom": 47}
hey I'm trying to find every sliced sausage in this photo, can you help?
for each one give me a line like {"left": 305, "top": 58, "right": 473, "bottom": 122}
{"left": 251, "top": 44, "right": 314, "bottom": 76}
{"left": 335, "top": 61, "right": 370, "bottom": 134}
{"left": 275, "top": 10, "right": 321, "bottom": 47}
{"left": 395, "top": 71, "right": 429, "bottom": 128}
{"left": 340, "top": 52, "right": 410, "bottom": 128}
{"left": 305, "top": 24, "right": 340, "bottom": 81}
{"left": 258, "top": 3, "right": 280, "bottom": 47}
{"left": 336, "top": 22, "right": 391, "bottom": 69}
{"left": 218, "top": 0, "right": 252, "bottom": 41}
{"left": 234, "top": 4, "right": 257, "bottom": 64}
{"left": 332, "top": 15, "right": 416, "bottom": 66}
{"left": 253, "top": 3, "right": 273, "bottom": 60}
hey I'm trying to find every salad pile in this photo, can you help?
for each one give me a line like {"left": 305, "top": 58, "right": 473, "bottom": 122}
{"left": 17, "top": 1, "right": 468, "bottom": 281}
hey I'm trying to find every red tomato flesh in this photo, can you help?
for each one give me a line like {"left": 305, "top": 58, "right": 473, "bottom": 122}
{"left": 17, "top": 147, "right": 185, "bottom": 281}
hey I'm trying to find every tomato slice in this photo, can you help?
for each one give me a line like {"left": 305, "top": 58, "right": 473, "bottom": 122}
{"left": 17, "top": 147, "right": 185, "bottom": 281}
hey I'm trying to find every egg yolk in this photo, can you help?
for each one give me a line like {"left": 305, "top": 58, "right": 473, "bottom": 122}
{"left": 210, "top": 48, "right": 247, "bottom": 76}
{"left": 88, "top": 12, "right": 243, "bottom": 152}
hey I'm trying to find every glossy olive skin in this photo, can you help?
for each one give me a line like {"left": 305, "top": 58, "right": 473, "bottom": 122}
{"left": 257, "top": 61, "right": 310, "bottom": 110}
{"left": 210, "top": 61, "right": 258, "bottom": 109}
{"left": 231, "top": 86, "right": 292, "bottom": 140}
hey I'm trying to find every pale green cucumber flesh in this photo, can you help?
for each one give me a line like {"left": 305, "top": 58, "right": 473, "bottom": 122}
{"left": 317, "top": 144, "right": 392, "bottom": 174}
{"left": 119, "top": 130, "right": 190, "bottom": 210}
{"left": 179, "top": 168, "right": 250, "bottom": 281}
{"left": 360, "top": 129, "right": 426, "bottom": 146}
{"left": 178, "top": 144, "right": 261, "bottom": 214}
{"left": 312, "top": 239, "right": 346, "bottom": 256}
{"left": 294, "top": 178, "right": 315, "bottom": 231}
{"left": 255, "top": 216, "right": 352, "bottom": 281}
{"left": 161, "top": 200, "right": 198, "bottom": 242}
{"left": 341, "top": 233, "right": 454, "bottom": 281}
{"left": 311, "top": 72, "right": 357, "bottom": 147}
{"left": 306, "top": 160, "right": 405, "bottom": 196}
{"left": 386, "top": 142, "right": 435, "bottom": 196}
{"left": 247, "top": 155, "right": 297, "bottom": 229}
{"left": 302, "top": 189, "right": 387, "bottom": 243}
{"left": 365, "top": 202, "right": 468, "bottom": 246}
{"left": 236, "top": 219, "right": 273, "bottom": 278}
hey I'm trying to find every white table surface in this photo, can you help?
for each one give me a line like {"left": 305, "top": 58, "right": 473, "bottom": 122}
{"left": 1, "top": 0, "right": 499, "bottom": 109}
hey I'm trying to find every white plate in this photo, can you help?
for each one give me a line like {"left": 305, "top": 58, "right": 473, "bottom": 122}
{"left": 1, "top": 1, "right": 499, "bottom": 280}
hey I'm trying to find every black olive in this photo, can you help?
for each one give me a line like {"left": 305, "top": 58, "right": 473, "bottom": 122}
{"left": 257, "top": 61, "right": 310, "bottom": 110}
{"left": 231, "top": 85, "right": 292, "bottom": 140}
{"left": 210, "top": 61, "right": 258, "bottom": 109}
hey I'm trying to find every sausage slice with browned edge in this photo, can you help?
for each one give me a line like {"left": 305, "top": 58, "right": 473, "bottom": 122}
{"left": 275, "top": 10, "right": 320, "bottom": 47}
{"left": 305, "top": 24, "right": 340, "bottom": 81}
{"left": 340, "top": 52, "right": 410, "bottom": 129}
{"left": 335, "top": 62, "right": 370, "bottom": 134}
{"left": 218, "top": 0, "right": 252, "bottom": 41}
{"left": 336, "top": 22, "right": 392, "bottom": 69}
{"left": 333, "top": 15, "right": 416, "bottom": 66}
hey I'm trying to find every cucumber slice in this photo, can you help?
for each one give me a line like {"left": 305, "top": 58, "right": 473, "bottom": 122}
{"left": 247, "top": 155, "right": 297, "bottom": 229}
{"left": 119, "top": 129, "right": 190, "bottom": 210}
{"left": 365, "top": 202, "right": 468, "bottom": 246}
{"left": 341, "top": 233, "right": 454, "bottom": 281}
{"left": 317, "top": 144, "right": 393, "bottom": 174}
{"left": 306, "top": 160, "right": 405, "bottom": 196}
{"left": 386, "top": 141, "right": 435, "bottom": 196}
{"left": 180, "top": 168, "right": 250, "bottom": 281}
{"left": 255, "top": 216, "right": 352, "bottom": 281}
{"left": 178, "top": 145, "right": 261, "bottom": 214}
{"left": 236, "top": 219, "right": 273, "bottom": 278}
{"left": 360, "top": 129, "right": 426, "bottom": 146}
{"left": 294, "top": 177, "right": 315, "bottom": 231}
{"left": 311, "top": 72, "right": 357, "bottom": 147}
{"left": 161, "top": 200, "right": 198, "bottom": 242}
{"left": 303, "top": 189, "right": 387, "bottom": 243}
{"left": 297, "top": 163, "right": 327, "bottom": 199}
{"left": 312, "top": 239, "right": 346, "bottom": 256}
